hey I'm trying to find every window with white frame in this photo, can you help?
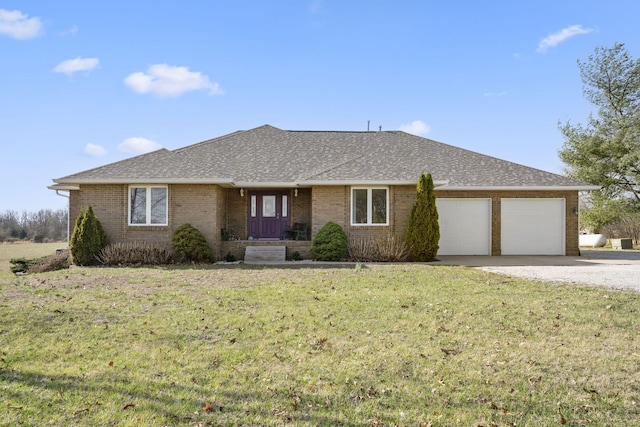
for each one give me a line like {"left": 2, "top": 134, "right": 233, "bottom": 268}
{"left": 129, "top": 186, "right": 168, "bottom": 225}
{"left": 351, "top": 187, "right": 388, "bottom": 225}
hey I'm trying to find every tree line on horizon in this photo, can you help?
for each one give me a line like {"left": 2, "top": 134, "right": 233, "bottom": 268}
{"left": 0, "top": 209, "right": 68, "bottom": 243}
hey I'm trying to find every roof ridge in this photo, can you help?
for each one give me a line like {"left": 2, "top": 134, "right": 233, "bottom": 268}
{"left": 299, "top": 153, "right": 368, "bottom": 180}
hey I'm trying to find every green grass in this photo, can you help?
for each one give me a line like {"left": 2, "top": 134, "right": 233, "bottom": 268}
{"left": 0, "top": 242, "right": 64, "bottom": 274}
{"left": 1, "top": 264, "right": 639, "bottom": 426}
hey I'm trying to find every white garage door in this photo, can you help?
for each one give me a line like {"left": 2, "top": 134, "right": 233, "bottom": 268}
{"left": 436, "top": 198, "right": 491, "bottom": 255}
{"left": 501, "top": 198, "right": 565, "bottom": 255}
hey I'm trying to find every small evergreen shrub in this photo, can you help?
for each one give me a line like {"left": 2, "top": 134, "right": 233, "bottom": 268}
{"left": 291, "top": 251, "right": 302, "bottom": 261}
{"left": 28, "top": 250, "right": 70, "bottom": 273}
{"left": 405, "top": 173, "right": 440, "bottom": 261}
{"left": 70, "top": 206, "right": 108, "bottom": 266}
{"left": 97, "top": 242, "right": 173, "bottom": 266}
{"left": 310, "top": 222, "right": 348, "bottom": 261}
{"left": 224, "top": 252, "right": 237, "bottom": 262}
{"left": 10, "top": 257, "right": 45, "bottom": 274}
{"left": 171, "top": 223, "right": 215, "bottom": 263}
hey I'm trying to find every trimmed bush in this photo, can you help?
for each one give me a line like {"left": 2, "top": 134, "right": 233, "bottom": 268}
{"left": 405, "top": 173, "right": 440, "bottom": 261}
{"left": 171, "top": 223, "right": 215, "bottom": 263}
{"left": 348, "top": 235, "right": 410, "bottom": 262}
{"left": 28, "top": 250, "right": 70, "bottom": 273}
{"left": 310, "top": 222, "right": 348, "bottom": 261}
{"left": 97, "top": 242, "right": 173, "bottom": 266}
{"left": 70, "top": 206, "right": 108, "bottom": 266}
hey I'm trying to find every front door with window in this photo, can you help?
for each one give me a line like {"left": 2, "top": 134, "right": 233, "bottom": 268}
{"left": 248, "top": 191, "right": 290, "bottom": 239}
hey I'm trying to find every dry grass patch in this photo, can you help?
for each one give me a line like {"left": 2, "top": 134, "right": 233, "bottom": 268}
{"left": 1, "top": 264, "right": 639, "bottom": 425}
{"left": 0, "top": 242, "right": 63, "bottom": 274}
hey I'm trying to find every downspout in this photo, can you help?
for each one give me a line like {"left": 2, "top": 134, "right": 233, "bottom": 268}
{"left": 54, "top": 190, "right": 71, "bottom": 247}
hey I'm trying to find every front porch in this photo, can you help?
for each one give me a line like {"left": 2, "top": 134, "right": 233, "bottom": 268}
{"left": 220, "top": 239, "right": 313, "bottom": 261}
{"left": 219, "top": 187, "right": 312, "bottom": 260}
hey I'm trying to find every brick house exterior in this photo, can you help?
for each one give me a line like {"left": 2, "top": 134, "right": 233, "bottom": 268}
{"left": 52, "top": 125, "right": 596, "bottom": 259}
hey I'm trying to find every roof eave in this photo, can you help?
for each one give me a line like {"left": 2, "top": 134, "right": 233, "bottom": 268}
{"left": 53, "top": 178, "right": 235, "bottom": 185}
{"left": 437, "top": 185, "right": 601, "bottom": 191}
{"left": 47, "top": 184, "right": 80, "bottom": 191}
{"left": 298, "top": 180, "right": 450, "bottom": 187}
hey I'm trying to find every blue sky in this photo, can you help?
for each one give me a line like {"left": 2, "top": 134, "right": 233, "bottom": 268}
{"left": 1, "top": 1, "right": 639, "bottom": 212}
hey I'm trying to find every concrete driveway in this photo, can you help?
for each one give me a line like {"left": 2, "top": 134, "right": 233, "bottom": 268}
{"left": 434, "top": 249, "right": 640, "bottom": 292}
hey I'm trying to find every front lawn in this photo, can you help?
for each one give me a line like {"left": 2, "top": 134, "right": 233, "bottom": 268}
{"left": 1, "top": 265, "right": 639, "bottom": 425}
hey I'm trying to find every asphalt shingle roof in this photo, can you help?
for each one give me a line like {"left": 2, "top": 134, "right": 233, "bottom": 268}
{"left": 54, "top": 124, "right": 595, "bottom": 189}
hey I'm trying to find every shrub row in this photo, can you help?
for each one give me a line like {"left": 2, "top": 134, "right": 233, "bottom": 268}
{"left": 348, "top": 235, "right": 410, "bottom": 262}
{"left": 97, "top": 242, "right": 173, "bottom": 266}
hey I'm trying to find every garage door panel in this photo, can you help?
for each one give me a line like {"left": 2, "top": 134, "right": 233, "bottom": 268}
{"left": 501, "top": 199, "right": 565, "bottom": 255}
{"left": 436, "top": 198, "right": 491, "bottom": 255}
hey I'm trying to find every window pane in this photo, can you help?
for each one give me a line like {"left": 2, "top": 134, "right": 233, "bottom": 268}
{"left": 352, "top": 189, "right": 368, "bottom": 224}
{"left": 150, "top": 188, "right": 167, "bottom": 224}
{"left": 282, "top": 195, "right": 288, "bottom": 217}
{"left": 372, "top": 189, "right": 387, "bottom": 224}
{"left": 263, "top": 195, "right": 276, "bottom": 217}
{"left": 130, "top": 187, "right": 147, "bottom": 224}
{"left": 251, "top": 195, "right": 257, "bottom": 217}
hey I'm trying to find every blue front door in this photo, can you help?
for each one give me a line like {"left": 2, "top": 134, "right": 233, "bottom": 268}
{"left": 248, "top": 191, "right": 289, "bottom": 239}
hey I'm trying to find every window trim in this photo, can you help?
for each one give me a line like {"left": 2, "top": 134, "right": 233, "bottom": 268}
{"left": 350, "top": 186, "right": 389, "bottom": 226}
{"left": 128, "top": 185, "right": 168, "bottom": 226}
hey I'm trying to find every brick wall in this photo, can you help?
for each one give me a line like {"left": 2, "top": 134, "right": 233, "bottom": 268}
{"left": 70, "top": 183, "right": 580, "bottom": 258}
{"left": 311, "top": 186, "right": 349, "bottom": 236}
{"left": 311, "top": 186, "right": 580, "bottom": 256}
{"left": 291, "top": 188, "right": 311, "bottom": 226}
{"left": 70, "top": 184, "right": 225, "bottom": 254}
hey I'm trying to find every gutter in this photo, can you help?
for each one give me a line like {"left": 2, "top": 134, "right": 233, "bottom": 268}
{"left": 436, "top": 185, "right": 601, "bottom": 191}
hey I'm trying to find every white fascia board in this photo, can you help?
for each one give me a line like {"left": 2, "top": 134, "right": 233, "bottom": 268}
{"left": 53, "top": 178, "right": 235, "bottom": 185}
{"left": 298, "top": 180, "right": 450, "bottom": 187}
{"left": 47, "top": 184, "right": 80, "bottom": 191}
{"left": 231, "top": 182, "right": 298, "bottom": 188}
{"left": 437, "top": 185, "right": 601, "bottom": 191}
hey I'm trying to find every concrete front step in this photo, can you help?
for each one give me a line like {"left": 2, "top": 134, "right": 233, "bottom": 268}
{"left": 244, "top": 245, "right": 286, "bottom": 263}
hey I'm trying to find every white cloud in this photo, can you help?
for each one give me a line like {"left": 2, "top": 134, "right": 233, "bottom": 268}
{"left": 399, "top": 120, "right": 431, "bottom": 136}
{"left": 537, "top": 25, "right": 593, "bottom": 53}
{"left": 118, "top": 137, "right": 162, "bottom": 154}
{"left": 84, "top": 143, "right": 107, "bottom": 157}
{"left": 60, "top": 25, "right": 78, "bottom": 37}
{"left": 0, "top": 9, "right": 43, "bottom": 40}
{"left": 124, "top": 64, "right": 223, "bottom": 97}
{"left": 53, "top": 57, "right": 99, "bottom": 75}
{"left": 483, "top": 91, "right": 508, "bottom": 97}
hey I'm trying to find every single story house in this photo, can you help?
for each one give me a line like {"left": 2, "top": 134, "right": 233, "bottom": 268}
{"left": 49, "top": 124, "right": 597, "bottom": 259}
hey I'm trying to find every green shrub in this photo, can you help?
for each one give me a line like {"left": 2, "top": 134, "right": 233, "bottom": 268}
{"left": 28, "top": 250, "right": 70, "bottom": 273}
{"left": 97, "top": 242, "right": 173, "bottom": 266}
{"left": 171, "top": 224, "right": 215, "bottom": 263}
{"left": 224, "top": 252, "right": 237, "bottom": 262}
{"left": 405, "top": 173, "right": 440, "bottom": 261}
{"left": 310, "top": 222, "right": 348, "bottom": 261}
{"left": 291, "top": 251, "right": 302, "bottom": 261}
{"left": 70, "top": 206, "right": 108, "bottom": 266}
{"left": 10, "top": 257, "right": 44, "bottom": 274}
